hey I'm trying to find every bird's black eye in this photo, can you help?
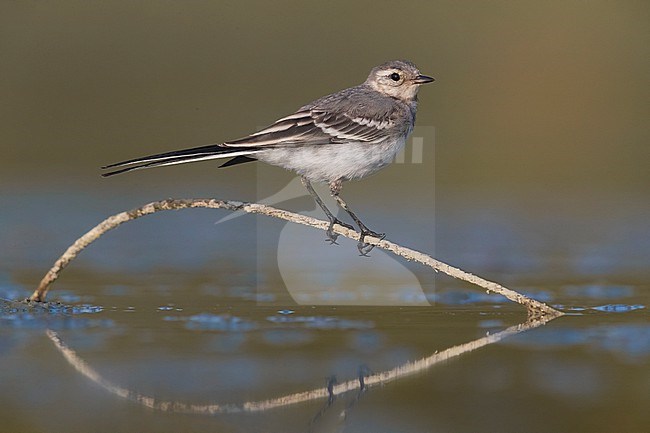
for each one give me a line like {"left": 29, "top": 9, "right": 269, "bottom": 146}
{"left": 390, "top": 72, "right": 401, "bottom": 81}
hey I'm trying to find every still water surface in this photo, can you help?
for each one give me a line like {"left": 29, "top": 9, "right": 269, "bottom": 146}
{"left": 1, "top": 189, "right": 648, "bottom": 433}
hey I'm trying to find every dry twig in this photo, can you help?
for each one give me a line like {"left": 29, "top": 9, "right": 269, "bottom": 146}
{"left": 29, "top": 198, "right": 562, "bottom": 318}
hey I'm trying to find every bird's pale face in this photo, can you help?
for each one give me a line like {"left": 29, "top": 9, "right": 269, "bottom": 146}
{"left": 366, "top": 60, "right": 434, "bottom": 102}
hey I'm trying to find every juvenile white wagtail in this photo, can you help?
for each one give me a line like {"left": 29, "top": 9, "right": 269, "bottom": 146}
{"left": 102, "top": 60, "right": 434, "bottom": 255}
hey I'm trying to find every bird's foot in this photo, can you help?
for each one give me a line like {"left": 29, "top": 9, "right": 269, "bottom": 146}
{"left": 325, "top": 218, "right": 356, "bottom": 244}
{"left": 357, "top": 229, "right": 386, "bottom": 256}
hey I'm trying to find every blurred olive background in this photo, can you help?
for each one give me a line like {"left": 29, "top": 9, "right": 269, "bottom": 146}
{"left": 1, "top": 0, "right": 648, "bottom": 195}
{"left": 1, "top": 3, "right": 649, "bottom": 433}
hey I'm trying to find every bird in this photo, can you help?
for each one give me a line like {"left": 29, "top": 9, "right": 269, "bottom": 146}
{"left": 102, "top": 60, "right": 434, "bottom": 255}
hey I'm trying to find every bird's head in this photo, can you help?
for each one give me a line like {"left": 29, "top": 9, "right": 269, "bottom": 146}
{"left": 365, "top": 60, "right": 434, "bottom": 102}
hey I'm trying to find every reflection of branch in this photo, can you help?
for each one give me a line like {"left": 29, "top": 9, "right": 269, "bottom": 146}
{"left": 46, "top": 314, "right": 556, "bottom": 414}
{"left": 29, "top": 198, "right": 562, "bottom": 317}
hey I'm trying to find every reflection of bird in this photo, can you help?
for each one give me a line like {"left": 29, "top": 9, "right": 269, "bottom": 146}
{"left": 102, "top": 60, "right": 434, "bottom": 254}
{"left": 219, "top": 178, "right": 430, "bottom": 306}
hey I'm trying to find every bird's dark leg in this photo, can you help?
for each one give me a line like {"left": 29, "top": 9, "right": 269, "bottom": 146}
{"left": 358, "top": 364, "right": 373, "bottom": 392}
{"left": 326, "top": 375, "right": 338, "bottom": 405}
{"left": 329, "top": 180, "right": 385, "bottom": 256}
{"left": 307, "top": 375, "right": 339, "bottom": 432}
{"left": 301, "top": 177, "right": 355, "bottom": 244}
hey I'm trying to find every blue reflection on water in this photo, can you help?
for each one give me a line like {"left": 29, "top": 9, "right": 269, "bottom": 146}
{"left": 164, "top": 313, "right": 258, "bottom": 332}
{"left": 529, "top": 358, "right": 604, "bottom": 400}
{"left": 267, "top": 315, "right": 374, "bottom": 330}
{"left": 504, "top": 323, "right": 650, "bottom": 364}
{"left": 563, "top": 284, "right": 635, "bottom": 299}
{"left": 591, "top": 304, "right": 645, "bottom": 313}
{"left": 347, "top": 330, "right": 385, "bottom": 353}
{"left": 205, "top": 333, "right": 247, "bottom": 353}
{"left": 262, "top": 329, "right": 314, "bottom": 346}
{"left": 0, "top": 307, "right": 112, "bottom": 330}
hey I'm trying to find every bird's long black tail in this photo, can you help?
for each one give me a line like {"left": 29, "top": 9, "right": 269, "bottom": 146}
{"left": 101, "top": 143, "right": 261, "bottom": 177}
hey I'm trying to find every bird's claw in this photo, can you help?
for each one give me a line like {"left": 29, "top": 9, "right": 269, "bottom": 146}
{"left": 326, "top": 218, "right": 356, "bottom": 244}
{"left": 325, "top": 231, "right": 339, "bottom": 245}
{"left": 324, "top": 218, "right": 384, "bottom": 256}
{"left": 357, "top": 230, "right": 385, "bottom": 256}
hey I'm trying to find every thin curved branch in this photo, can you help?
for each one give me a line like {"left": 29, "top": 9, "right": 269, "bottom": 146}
{"left": 29, "top": 198, "right": 562, "bottom": 317}
{"left": 45, "top": 313, "right": 555, "bottom": 414}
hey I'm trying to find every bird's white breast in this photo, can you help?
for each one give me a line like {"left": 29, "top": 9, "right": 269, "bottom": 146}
{"left": 257, "top": 136, "right": 407, "bottom": 183}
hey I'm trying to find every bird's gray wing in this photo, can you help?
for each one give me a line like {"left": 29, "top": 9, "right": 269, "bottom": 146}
{"left": 223, "top": 108, "right": 396, "bottom": 147}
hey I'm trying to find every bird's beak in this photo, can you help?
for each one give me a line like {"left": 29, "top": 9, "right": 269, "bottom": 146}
{"left": 413, "top": 74, "right": 435, "bottom": 84}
